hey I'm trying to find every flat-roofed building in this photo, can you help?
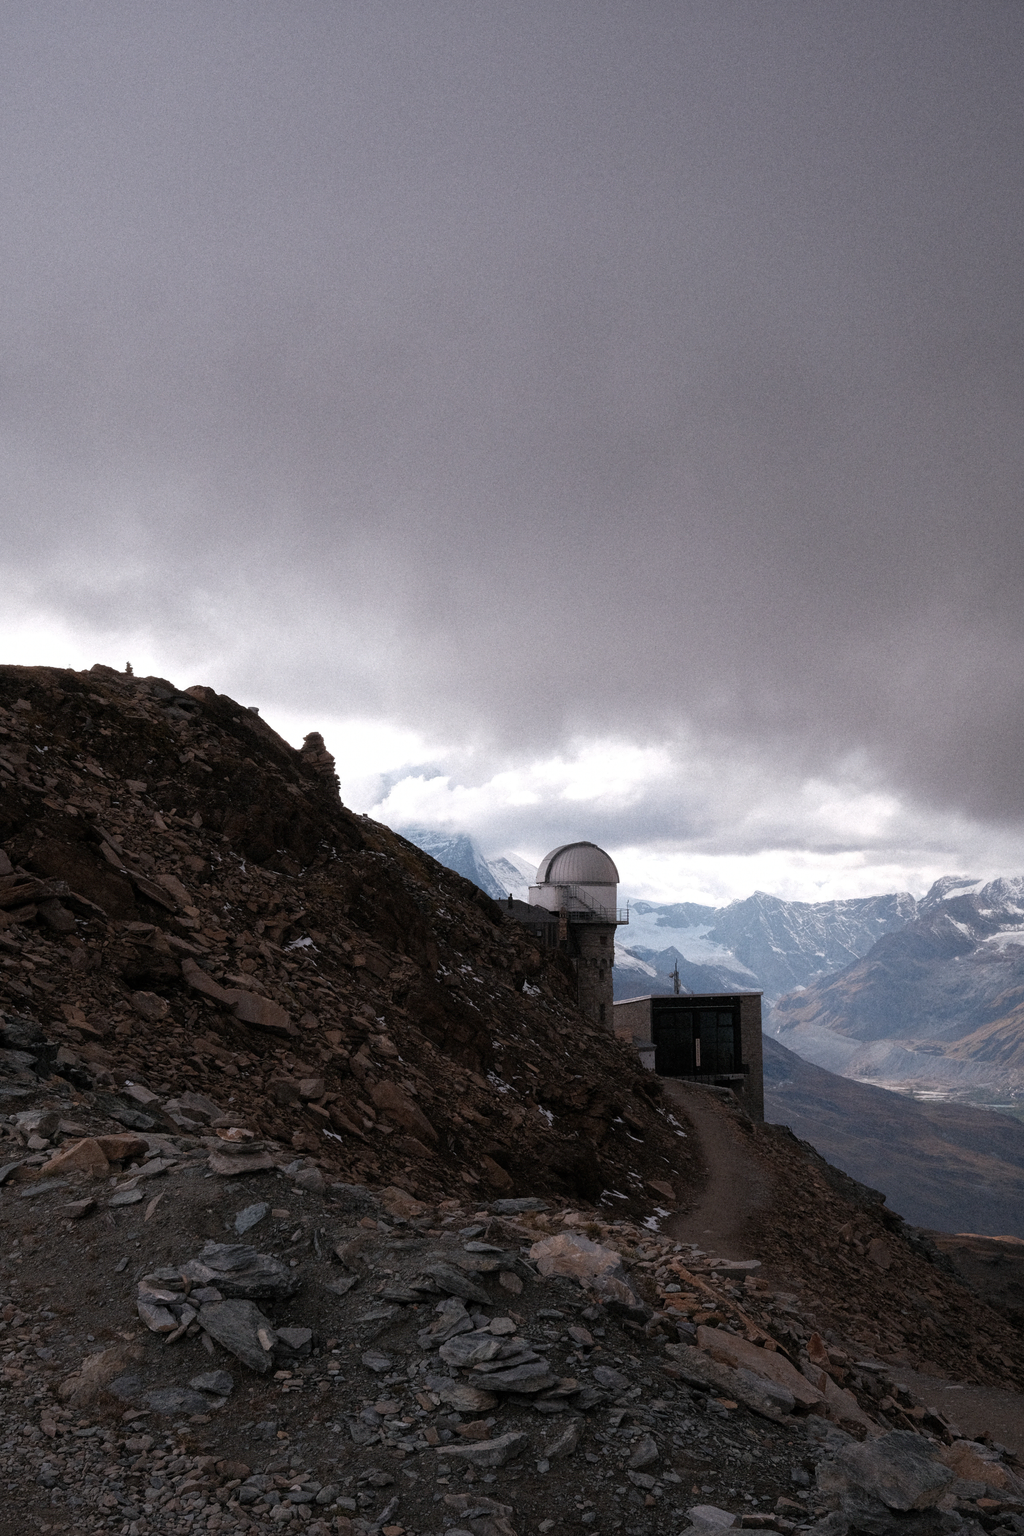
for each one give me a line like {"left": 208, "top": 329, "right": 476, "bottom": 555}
{"left": 612, "top": 991, "right": 764, "bottom": 1120}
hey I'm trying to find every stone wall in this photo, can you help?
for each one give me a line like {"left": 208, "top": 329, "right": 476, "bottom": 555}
{"left": 571, "top": 921, "right": 616, "bottom": 1032}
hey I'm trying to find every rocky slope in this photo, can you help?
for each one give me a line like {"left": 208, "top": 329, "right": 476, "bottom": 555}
{"left": 770, "top": 879, "right": 1024, "bottom": 1095}
{"left": 2, "top": 663, "right": 1024, "bottom": 1536}
{"left": 0, "top": 662, "right": 694, "bottom": 1210}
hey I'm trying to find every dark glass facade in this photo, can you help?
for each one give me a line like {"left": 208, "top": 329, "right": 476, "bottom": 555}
{"left": 650, "top": 995, "right": 743, "bottom": 1079}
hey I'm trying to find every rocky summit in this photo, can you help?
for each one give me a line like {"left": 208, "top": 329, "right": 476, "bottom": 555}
{"left": 0, "top": 661, "right": 1023, "bottom": 1536}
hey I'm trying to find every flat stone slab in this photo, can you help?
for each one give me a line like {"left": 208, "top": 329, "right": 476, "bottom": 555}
{"left": 143, "top": 1387, "right": 211, "bottom": 1416}
{"left": 197, "top": 1299, "right": 276, "bottom": 1374}
{"left": 182, "top": 1241, "right": 299, "bottom": 1300}
{"left": 208, "top": 1150, "right": 276, "bottom": 1177}
{"left": 418, "top": 1263, "right": 491, "bottom": 1306}
{"left": 189, "top": 1370, "right": 234, "bottom": 1397}
{"left": 474, "top": 1361, "right": 557, "bottom": 1394}
{"left": 440, "top": 1333, "right": 504, "bottom": 1367}
{"left": 440, "top": 1431, "right": 528, "bottom": 1469}
{"left": 234, "top": 1203, "right": 270, "bottom": 1235}
{"left": 696, "top": 1326, "right": 824, "bottom": 1408}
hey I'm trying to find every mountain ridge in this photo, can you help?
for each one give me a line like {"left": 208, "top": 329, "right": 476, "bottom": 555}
{"left": 771, "top": 877, "right": 1024, "bottom": 1095}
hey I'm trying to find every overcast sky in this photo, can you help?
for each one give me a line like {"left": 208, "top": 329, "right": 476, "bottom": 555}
{"left": 3, "top": 2, "right": 1023, "bottom": 905}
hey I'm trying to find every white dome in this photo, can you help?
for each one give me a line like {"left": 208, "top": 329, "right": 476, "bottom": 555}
{"left": 535, "top": 842, "right": 619, "bottom": 886}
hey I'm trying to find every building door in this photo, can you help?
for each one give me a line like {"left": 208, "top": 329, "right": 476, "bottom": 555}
{"left": 652, "top": 1004, "right": 698, "bottom": 1075}
{"left": 696, "top": 1009, "right": 738, "bottom": 1074}
{"left": 652, "top": 999, "right": 740, "bottom": 1077}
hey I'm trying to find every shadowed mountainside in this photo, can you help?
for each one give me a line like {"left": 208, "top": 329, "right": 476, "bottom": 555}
{"left": 763, "top": 1034, "right": 1024, "bottom": 1236}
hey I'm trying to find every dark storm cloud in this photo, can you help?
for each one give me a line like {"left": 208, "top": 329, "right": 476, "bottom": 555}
{"left": 3, "top": 2, "right": 1023, "bottom": 830}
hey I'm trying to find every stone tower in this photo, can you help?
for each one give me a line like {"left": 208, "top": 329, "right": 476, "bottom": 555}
{"left": 528, "top": 842, "right": 626, "bottom": 1031}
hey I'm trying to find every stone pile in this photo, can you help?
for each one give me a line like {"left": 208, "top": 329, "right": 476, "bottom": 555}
{"left": 136, "top": 1242, "right": 306, "bottom": 1371}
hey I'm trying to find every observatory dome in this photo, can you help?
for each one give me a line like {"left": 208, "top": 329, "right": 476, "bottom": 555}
{"left": 535, "top": 842, "right": 619, "bottom": 886}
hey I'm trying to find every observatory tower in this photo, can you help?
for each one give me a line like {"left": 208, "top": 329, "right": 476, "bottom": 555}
{"left": 526, "top": 841, "right": 627, "bottom": 1030}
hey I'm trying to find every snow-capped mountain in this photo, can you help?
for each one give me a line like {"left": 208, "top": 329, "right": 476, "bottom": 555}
{"left": 771, "top": 875, "right": 1024, "bottom": 1093}
{"left": 483, "top": 852, "right": 535, "bottom": 902}
{"left": 395, "top": 827, "right": 534, "bottom": 903}
{"left": 613, "top": 941, "right": 757, "bottom": 1001}
{"left": 616, "top": 889, "right": 914, "bottom": 1002}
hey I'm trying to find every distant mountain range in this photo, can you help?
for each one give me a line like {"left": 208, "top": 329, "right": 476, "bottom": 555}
{"left": 614, "top": 889, "right": 915, "bottom": 1002}
{"left": 770, "top": 876, "right": 1024, "bottom": 1094}
{"left": 390, "top": 827, "right": 1024, "bottom": 1103}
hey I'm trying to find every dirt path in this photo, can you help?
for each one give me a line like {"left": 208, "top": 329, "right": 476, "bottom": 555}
{"left": 663, "top": 1082, "right": 773, "bottom": 1257}
{"left": 662, "top": 1082, "right": 1024, "bottom": 1456}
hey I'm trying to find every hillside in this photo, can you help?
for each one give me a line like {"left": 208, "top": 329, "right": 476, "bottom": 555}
{"left": 771, "top": 878, "right": 1024, "bottom": 1095}
{"left": 762, "top": 1037, "right": 1024, "bottom": 1237}
{"left": 0, "top": 663, "right": 693, "bottom": 1209}
{"left": 2, "top": 663, "right": 1024, "bottom": 1536}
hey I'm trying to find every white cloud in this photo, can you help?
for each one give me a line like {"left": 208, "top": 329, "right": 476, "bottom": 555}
{"left": 5, "top": 610, "right": 1024, "bottom": 907}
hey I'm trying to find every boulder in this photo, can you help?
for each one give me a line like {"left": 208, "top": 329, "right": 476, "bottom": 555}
{"left": 801, "top": 1363, "right": 881, "bottom": 1435}
{"left": 226, "top": 990, "right": 294, "bottom": 1035}
{"left": 479, "top": 1155, "right": 513, "bottom": 1191}
{"left": 940, "top": 1441, "right": 1024, "bottom": 1494}
{"left": 197, "top": 1299, "right": 277, "bottom": 1373}
{"left": 35, "top": 1139, "right": 111, "bottom": 1178}
{"left": 664, "top": 1342, "right": 795, "bottom": 1421}
{"left": 369, "top": 1080, "right": 438, "bottom": 1144}
{"left": 628, "top": 1434, "right": 659, "bottom": 1470}
{"left": 131, "top": 991, "right": 170, "bottom": 1022}
{"left": 817, "top": 1432, "right": 955, "bottom": 1511}
{"left": 696, "top": 1327, "right": 825, "bottom": 1409}
{"left": 155, "top": 872, "right": 192, "bottom": 907}
{"left": 35, "top": 1134, "right": 146, "bottom": 1179}
{"left": 181, "top": 1241, "right": 300, "bottom": 1300}
{"left": 529, "top": 1232, "right": 639, "bottom": 1307}
{"left": 165, "top": 1091, "right": 223, "bottom": 1125}
{"left": 58, "top": 1342, "right": 145, "bottom": 1406}
{"left": 380, "top": 1185, "right": 430, "bottom": 1219}
{"left": 292, "top": 1166, "right": 324, "bottom": 1193}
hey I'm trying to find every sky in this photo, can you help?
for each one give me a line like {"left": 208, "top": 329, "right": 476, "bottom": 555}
{"left": 3, "top": 2, "right": 1023, "bottom": 907}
